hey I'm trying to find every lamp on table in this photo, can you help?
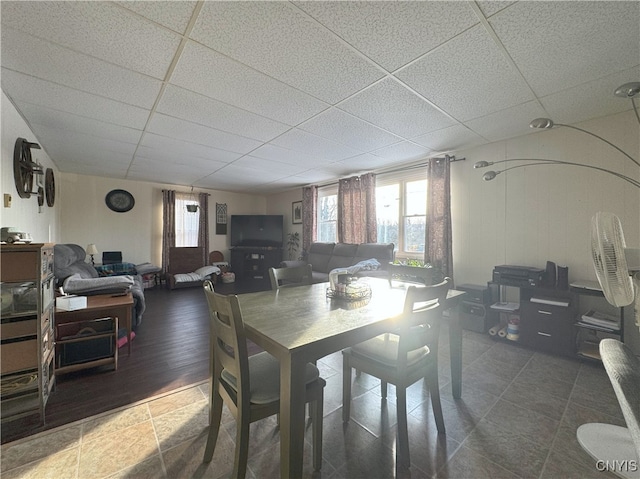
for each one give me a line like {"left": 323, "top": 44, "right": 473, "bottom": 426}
{"left": 86, "top": 243, "right": 98, "bottom": 266}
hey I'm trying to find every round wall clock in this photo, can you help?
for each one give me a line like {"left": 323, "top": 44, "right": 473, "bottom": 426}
{"left": 105, "top": 189, "right": 135, "bottom": 213}
{"left": 45, "top": 168, "right": 55, "bottom": 207}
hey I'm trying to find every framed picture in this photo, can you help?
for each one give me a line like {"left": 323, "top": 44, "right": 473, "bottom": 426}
{"left": 216, "top": 203, "right": 227, "bottom": 235}
{"left": 292, "top": 201, "right": 302, "bottom": 224}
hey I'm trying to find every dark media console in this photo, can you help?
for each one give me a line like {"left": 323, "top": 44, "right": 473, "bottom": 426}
{"left": 230, "top": 247, "right": 283, "bottom": 280}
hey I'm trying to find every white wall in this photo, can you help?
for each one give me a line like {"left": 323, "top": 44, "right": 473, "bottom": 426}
{"left": 58, "top": 174, "right": 267, "bottom": 266}
{"left": 450, "top": 110, "right": 639, "bottom": 351}
{"left": 267, "top": 188, "right": 303, "bottom": 261}
{"left": 1, "top": 92, "right": 60, "bottom": 243}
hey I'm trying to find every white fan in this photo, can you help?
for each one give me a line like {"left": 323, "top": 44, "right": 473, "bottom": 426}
{"left": 577, "top": 211, "right": 640, "bottom": 479}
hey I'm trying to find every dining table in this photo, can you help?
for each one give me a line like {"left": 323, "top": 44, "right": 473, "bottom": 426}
{"left": 238, "top": 277, "right": 466, "bottom": 478}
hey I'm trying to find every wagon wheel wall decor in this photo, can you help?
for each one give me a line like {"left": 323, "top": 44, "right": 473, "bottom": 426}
{"left": 13, "top": 138, "right": 42, "bottom": 199}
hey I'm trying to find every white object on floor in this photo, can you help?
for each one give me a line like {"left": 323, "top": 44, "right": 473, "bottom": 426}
{"left": 577, "top": 423, "right": 640, "bottom": 479}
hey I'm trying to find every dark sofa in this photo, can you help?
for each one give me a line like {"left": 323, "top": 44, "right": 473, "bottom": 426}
{"left": 281, "top": 242, "right": 394, "bottom": 283}
{"left": 53, "top": 244, "right": 146, "bottom": 328}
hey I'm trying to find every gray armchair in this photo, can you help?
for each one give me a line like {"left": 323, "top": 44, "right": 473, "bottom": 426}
{"left": 53, "top": 244, "right": 146, "bottom": 328}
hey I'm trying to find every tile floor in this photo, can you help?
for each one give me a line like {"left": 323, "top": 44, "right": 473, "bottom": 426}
{"left": 1, "top": 329, "right": 625, "bottom": 478}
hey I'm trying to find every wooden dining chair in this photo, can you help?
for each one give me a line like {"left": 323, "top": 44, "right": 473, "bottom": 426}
{"left": 342, "top": 277, "right": 451, "bottom": 468}
{"left": 202, "top": 280, "right": 325, "bottom": 478}
{"left": 268, "top": 264, "right": 312, "bottom": 290}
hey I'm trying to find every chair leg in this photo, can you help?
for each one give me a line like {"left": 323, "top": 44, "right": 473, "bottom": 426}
{"left": 380, "top": 380, "right": 388, "bottom": 399}
{"left": 203, "top": 388, "right": 224, "bottom": 463}
{"left": 426, "top": 370, "right": 445, "bottom": 433}
{"left": 342, "top": 354, "right": 352, "bottom": 423}
{"left": 396, "top": 387, "right": 410, "bottom": 468}
{"left": 232, "top": 410, "right": 251, "bottom": 479}
{"left": 311, "top": 390, "right": 324, "bottom": 471}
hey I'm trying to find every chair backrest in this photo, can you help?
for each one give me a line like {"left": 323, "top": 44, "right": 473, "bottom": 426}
{"left": 102, "top": 251, "right": 122, "bottom": 265}
{"left": 269, "top": 264, "right": 313, "bottom": 290}
{"left": 203, "top": 281, "right": 250, "bottom": 403}
{"left": 600, "top": 338, "right": 640, "bottom": 459}
{"left": 209, "top": 250, "right": 224, "bottom": 264}
{"left": 396, "top": 277, "right": 451, "bottom": 369}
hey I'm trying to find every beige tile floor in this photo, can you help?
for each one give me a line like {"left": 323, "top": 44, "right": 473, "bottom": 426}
{"left": 1, "top": 330, "right": 625, "bottom": 479}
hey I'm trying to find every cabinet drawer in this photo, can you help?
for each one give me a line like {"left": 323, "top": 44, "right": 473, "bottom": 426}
{"left": 1, "top": 339, "right": 38, "bottom": 373}
{"left": 0, "top": 251, "right": 38, "bottom": 282}
{"left": 521, "top": 315, "right": 574, "bottom": 355}
{"left": 1, "top": 319, "right": 37, "bottom": 340}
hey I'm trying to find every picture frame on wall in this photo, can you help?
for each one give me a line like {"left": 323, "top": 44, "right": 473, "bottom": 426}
{"left": 292, "top": 201, "right": 302, "bottom": 224}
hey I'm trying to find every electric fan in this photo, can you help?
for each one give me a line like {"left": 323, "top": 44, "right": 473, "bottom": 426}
{"left": 577, "top": 211, "right": 640, "bottom": 479}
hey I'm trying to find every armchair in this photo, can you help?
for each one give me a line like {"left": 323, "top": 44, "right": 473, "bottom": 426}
{"left": 53, "top": 244, "right": 146, "bottom": 328}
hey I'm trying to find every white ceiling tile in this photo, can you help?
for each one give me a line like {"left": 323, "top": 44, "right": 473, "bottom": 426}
{"left": 370, "top": 142, "right": 432, "bottom": 162}
{"left": 290, "top": 169, "right": 339, "bottom": 184}
{"left": 299, "top": 108, "right": 403, "bottom": 152}
{"left": 171, "top": 41, "right": 329, "bottom": 126}
{"left": 0, "top": 1, "right": 181, "bottom": 79}
{"left": 3, "top": 70, "right": 150, "bottom": 129}
{"left": 491, "top": 1, "right": 640, "bottom": 97}
{"left": 249, "top": 144, "right": 324, "bottom": 168}
{"left": 15, "top": 103, "right": 143, "bottom": 146}
{"left": 540, "top": 67, "right": 640, "bottom": 125}
{"left": 208, "top": 162, "right": 289, "bottom": 184}
{"left": 270, "top": 128, "right": 363, "bottom": 161}
{"left": 2, "top": 27, "right": 162, "bottom": 109}
{"left": 335, "top": 153, "right": 400, "bottom": 172}
{"left": 338, "top": 78, "right": 457, "bottom": 138}
{"left": 32, "top": 124, "right": 137, "bottom": 158}
{"left": 114, "top": 1, "right": 197, "bottom": 34}
{"left": 465, "top": 101, "right": 549, "bottom": 142}
{"left": 132, "top": 153, "right": 226, "bottom": 176}
{"left": 139, "top": 133, "right": 241, "bottom": 165}
{"left": 294, "top": 1, "right": 478, "bottom": 72}
{"left": 412, "top": 124, "right": 487, "bottom": 153}
{"left": 191, "top": 1, "right": 384, "bottom": 103}
{"left": 127, "top": 159, "right": 204, "bottom": 186}
{"left": 233, "top": 156, "right": 309, "bottom": 176}
{"left": 146, "top": 114, "right": 262, "bottom": 155}
{"left": 156, "top": 85, "right": 290, "bottom": 142}
{"left": 475, "top": 1, "right": 516, "bottom": 18}
{"left": 396, "top": 25, "right": 535, "bottom": 122}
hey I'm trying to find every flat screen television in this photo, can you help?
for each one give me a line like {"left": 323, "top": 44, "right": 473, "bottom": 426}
{"left": 230, "top": 215, "right": 284, "bottom": 248}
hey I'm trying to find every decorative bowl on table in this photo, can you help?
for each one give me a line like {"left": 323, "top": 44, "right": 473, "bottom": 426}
{"left": 326, "top": 280, "right": 372, "bottom": 301}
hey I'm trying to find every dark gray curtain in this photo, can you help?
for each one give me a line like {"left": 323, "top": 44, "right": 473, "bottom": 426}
{"left": 162, "top": 189, "right": 176, "bottom": 273}
{"left": 338, "top": 173, "right": 377, "bottom": 244}
{"left": 302, "top": 186, "right": 317, "bottom": 258}
{"left": 425, "top": 157, "right": 453, "bottom": 280}
{"left": 198, "top": 192, "right": 210, "bottom": 266}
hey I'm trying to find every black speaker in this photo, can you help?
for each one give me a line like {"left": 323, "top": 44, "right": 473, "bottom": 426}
{"left": 545, "top": 261, "right": 557, "bottom": 288}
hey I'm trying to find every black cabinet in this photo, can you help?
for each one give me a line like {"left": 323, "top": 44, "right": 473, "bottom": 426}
{"left": 230, "top": 248, "right": 283, "bottom": 280}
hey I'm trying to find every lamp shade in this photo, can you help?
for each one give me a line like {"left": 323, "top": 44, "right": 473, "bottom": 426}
{"left": 86, "top": 243, "right": 98, "bottom": 255}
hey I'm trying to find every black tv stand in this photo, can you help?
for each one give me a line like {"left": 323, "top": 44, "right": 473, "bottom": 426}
{"left": 230, "top": 247, "right": 283, "bottom": 280}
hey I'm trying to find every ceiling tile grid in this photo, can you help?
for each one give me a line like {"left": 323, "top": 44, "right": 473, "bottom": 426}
{"left": 190, "top": 1, "right": 385, "bottom": 104}
{"left": 1, "top": 1, "right": 637, "bottom": 193}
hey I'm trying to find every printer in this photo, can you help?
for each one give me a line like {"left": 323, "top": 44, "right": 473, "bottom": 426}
{"left": 492, "top": 265, "right": 545, "bottom": 287}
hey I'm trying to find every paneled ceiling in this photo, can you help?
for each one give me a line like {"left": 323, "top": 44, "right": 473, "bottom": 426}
{"left": 2, "top": 1, "right": 638, "bottom": 194}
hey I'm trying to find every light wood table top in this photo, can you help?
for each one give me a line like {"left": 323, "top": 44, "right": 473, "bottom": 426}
{"left": 236, "top": 278, "right": 466, "bottom": 478}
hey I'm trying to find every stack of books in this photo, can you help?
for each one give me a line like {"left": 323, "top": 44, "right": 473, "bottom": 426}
{"left": 579, "top": 309, "right": 620, "bottom": 331}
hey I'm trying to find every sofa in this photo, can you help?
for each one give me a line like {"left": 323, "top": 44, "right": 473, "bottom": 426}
{"left": 53, "top": 244, "right": 146, "bottom": 328}
{"left": 280, "top": 242, "right": 394, "bottom": 284}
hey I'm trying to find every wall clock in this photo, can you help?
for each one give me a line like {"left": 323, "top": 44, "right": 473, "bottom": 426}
{"left": 45, "top": 168, "right": 55, "bottom": 207}
{"left": 105, "top": 189, "right": 135, "bottom": 213}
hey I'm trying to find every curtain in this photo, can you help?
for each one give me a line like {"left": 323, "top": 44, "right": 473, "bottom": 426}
{"left": 161, "top": 189, "right": 176, "bottom": 274}
{"left": 337, "top": 173, "right": 377, "bottom": 244}
{"left": 302, "top": 186, "right": 317, "bottom": 258}
{"left": 198, "top": 192, "right": 210, "bottom": 266}
{"left": 425, "top": 157, "right": 453, "bottom": 281}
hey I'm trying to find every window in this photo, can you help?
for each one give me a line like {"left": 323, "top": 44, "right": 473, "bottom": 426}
{"left": 317, "top": 185, "right": 337, "bottom": 242}
{"left": 175, "top": 193, "right": 200, "bottom": 247}
{"left": 315, "top": 173, "right": 427, "bottom": 257}
{"left": 376, "top": 172, "right": 427, "bottom": 258}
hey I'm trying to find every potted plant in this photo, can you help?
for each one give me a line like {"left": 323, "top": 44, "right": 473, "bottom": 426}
{"left": 286, "top": 232, "right": 300, "bottom": 260}
{"left": 388, "top": 259, "right": 444, "bottom": 285}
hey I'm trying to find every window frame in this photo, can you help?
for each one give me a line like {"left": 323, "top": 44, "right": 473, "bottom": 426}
{"left": 174, "top": 192, "right": 200, "bottom": 247}
{"left": 316, "top": 184, "right": 338, "bottom": 243}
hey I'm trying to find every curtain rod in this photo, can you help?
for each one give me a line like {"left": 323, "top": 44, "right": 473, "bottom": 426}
{"left": 161, "top": 189, "right": 211, "bottom": 196}
{"left": 314, "top": 154, "right": 466, "bottom": 188}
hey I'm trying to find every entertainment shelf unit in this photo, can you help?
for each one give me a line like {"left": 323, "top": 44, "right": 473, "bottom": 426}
{"left": 230, "top": 247, "right": 283, "bottom": 280}
{"left": 0, "top": 243, "right": 56, "bottom": 425}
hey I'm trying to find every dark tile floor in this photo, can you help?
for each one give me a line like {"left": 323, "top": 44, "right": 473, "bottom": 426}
{"left": 2, "top": 326, "right": 625, "bottom": 478}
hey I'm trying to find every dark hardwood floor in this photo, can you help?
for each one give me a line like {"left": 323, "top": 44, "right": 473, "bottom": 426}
{"left": 1, "top": 278, "right": 270, "bottom": 445}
